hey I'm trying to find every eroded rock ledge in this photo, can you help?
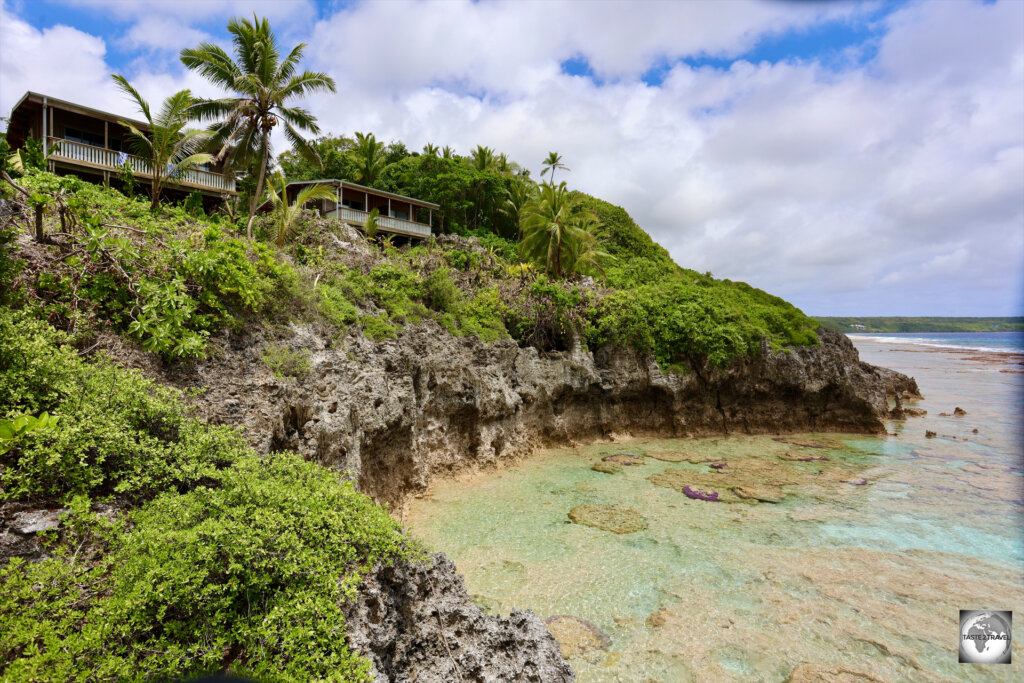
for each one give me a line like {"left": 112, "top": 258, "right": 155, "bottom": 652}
{"left": 168, "top": 325, "right": 916, "bottom": 507}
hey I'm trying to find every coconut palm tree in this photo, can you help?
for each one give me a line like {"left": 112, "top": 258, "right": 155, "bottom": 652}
{"left": 352, "top": 132, "right": 387, "bottom": 186}
{"left": 563, "top": 211, "right": 614, "bottom": 279}
{"left": 541, "top": 151, "right": 569, "bottom": 183}
{"left": 470, "top": 145, "right": 496, "bottom": 172}
{"left": 422, "top": 143, "right": 439, "bottom": 157}
{"left": 264, "top": 171, "right": 337, "bottom": 246}
{"left": 111, "top": 75, "right": 214, "bottom": 211}
{"left": 180, "top": 16, "right": 336, "bottom": 239}
{"left": 519, "top": 181, "right": 587, "bottom": 279}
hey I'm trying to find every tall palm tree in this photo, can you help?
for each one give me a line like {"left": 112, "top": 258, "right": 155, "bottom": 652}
{"left": 441, "top": 145, "right": 456, "bottom": 160}
{"left": 111, "top": 75, "right": 214, "bottom": 211}
{"left": 422, "top": 143, "right": 439, "bottom": 157}
{"left": 501, "top": 180, "right": 534, "bottom": 239}
{"left": 352, "top": 132, "right": 387, "bottom": 186}
{"left": 265, "top": 171, "right": 337, "bottom": 247}
{"left": 180, "top": 16, "right": 336, "bottom": 239}
{"left": 563, "top": 211, "right": 614, "bottom": 279}
{"left": 470, "top": 145, "right": 496, "bottom": 172}
{"left": 541, "top": 151, "right": 569, "bottom": 183}
{"left": 519, "top": 181, "right": 586, "bottom": 279}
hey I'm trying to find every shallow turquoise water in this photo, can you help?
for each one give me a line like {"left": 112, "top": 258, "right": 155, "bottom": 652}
{"left": 408, "top": 340, "right": 1024, "bottom": 681}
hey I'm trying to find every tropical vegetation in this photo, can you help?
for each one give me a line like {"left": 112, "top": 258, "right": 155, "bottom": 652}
{"left": 180, "top": 15, "right": 337, "bottom": 238}
{"left": 0, "top": 13, "right": 824, "bottom": 682}
{"left": 112, "top": 76, "right": 214, "bottom": 210}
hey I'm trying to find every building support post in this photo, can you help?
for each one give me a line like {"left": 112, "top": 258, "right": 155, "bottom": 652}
{"left": 388, "top": 197, "right": 391, "bottom": 219}
{"left": 41, "top": 97, "right": 48, "bottom": 156}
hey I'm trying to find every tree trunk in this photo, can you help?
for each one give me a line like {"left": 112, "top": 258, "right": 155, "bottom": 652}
{"left": 151, "top": 178, "right": 160, "bottom": 212}
{"left": 34, "top": 206, "right": 44, "bottom": 242}
{"left": 246, "top": 137, "right": 270, "bottom": 241}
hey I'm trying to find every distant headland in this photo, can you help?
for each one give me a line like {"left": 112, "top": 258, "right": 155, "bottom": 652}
{"left": 815, "top": 317, "right": 1024, "bottom": 333}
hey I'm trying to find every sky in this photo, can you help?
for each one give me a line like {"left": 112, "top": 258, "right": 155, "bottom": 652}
{"left": 1, "top": 0, "right": 1022, "bottom": 317}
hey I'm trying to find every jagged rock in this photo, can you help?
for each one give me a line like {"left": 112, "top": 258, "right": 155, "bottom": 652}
{"left": 543, "top": 615, "right": 611, "bottom": 658}
{"left": 568, "top": 505, "right": 645, "bottom": 534}
{"left": 10, "top": 509, "right": 65, "bottom": 535}
{"left": 953, "top": 407, "right": 967, "bottom": 416}
{"left": 904, "top": 408, "right": 926, "bottom": 417}
{"left": 925, "top": 430, "right": 937, "bottom": 438}
{"left": 344, "top": 553, "right": 573, "bottom": 682}
{"left": 148, "top": 326, "right": 913, "bottom": 508}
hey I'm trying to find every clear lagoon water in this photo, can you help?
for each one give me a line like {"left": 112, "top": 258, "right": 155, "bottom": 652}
{"left": 407, "top": 336, "right": 1024, "bottom": 682}
{"left": 849, "top": 331, "right": 1024, "bottom": 354}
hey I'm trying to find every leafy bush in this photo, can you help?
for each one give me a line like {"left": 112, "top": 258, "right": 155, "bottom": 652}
{"left": 423, "top": 267, "right": 459, "bottom": 312}
{"left": 261, "top": 344, "right": 311, "bottom": 380}
{"left": 16, "top": 172, "right": 301, "bottom": 358}
{"left": 0, "top": 309, "right": 242, "bottom": 503}
{"left": 0, "top": 454, "right": 417, "bottom": 682}
{"left": 360, "top": 313, "right": 398, "bottom": 340}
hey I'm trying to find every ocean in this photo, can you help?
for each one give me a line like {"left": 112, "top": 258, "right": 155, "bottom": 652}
{"left": 407, "top": 334, "right": 1024, "bottom": 682}
{"left": 849, "top": 331, "right": 1024, "bottom": 354}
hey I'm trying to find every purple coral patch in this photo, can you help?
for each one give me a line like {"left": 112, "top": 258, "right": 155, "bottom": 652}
{"left": 683, "top": 485, "right": 720, "bottom": 501}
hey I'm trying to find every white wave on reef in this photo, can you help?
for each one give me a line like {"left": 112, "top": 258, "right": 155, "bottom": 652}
{"left": 847, "top": 335, "right": 1020, "bottom": 354}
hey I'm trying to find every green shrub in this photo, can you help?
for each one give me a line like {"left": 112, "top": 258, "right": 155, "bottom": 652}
{"left": 360, "top": 313, "right": 398, "bottom": 340}
{"left": 261, "top": 344, "right": 311, "bottom": 380}
{"left": 0, "top": 454, "right": 417, "bottom": 682}
{"left": 423, "top": 267, "right": 459, "bottom": 312}
{"left": 0, "top": 309, "right": 242, "bottom": 503}
{"left": 317, "top": 282, "right": 359, "bottom": 328}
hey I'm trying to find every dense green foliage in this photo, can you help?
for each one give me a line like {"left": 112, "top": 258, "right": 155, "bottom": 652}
{"left": 816, "top": 316, "right": 1024, "bottom": 333}
{"left": 0, "top": 455, "right": 413, "bottom": 682}
{"left": 15, "top": 170, "right": 301, "bottom": 358}
{"left": 0, "top": 309, "right": 243, "bottom": 503}
{"left": 588, "top": 279, "right": 818, "bottom": 368}
{"left": 0, "top": 309, "right": 415, "bottom": 681}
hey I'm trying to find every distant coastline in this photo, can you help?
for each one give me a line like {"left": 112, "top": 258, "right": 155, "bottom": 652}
{"left": 815, "top": 316, "right": 1024, "bottom": 333}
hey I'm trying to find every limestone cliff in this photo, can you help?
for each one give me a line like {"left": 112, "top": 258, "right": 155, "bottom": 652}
{"left": 169, "top": 325, "right": 916, "bottom": 507}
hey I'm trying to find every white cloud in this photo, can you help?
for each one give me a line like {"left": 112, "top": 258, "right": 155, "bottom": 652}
{"left": 2, "top": 0, "right": 1021, "bottom": 316}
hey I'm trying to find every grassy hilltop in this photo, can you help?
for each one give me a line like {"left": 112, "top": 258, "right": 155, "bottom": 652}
{"left": 0, "top": 159, "right": 819, "bottom": 680}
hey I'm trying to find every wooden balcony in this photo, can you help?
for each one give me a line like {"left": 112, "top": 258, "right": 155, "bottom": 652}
{"left": 47, "top": 137, "right": 236, "bottom": 194}
{"left": 334, "top": 206, "right": 432, "bottom": 238}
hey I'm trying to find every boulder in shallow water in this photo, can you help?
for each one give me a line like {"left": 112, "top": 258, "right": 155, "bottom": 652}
{"left": 733, "top": 485, "right": 785, "bottom": 503}
{"left": 904, "top": 407, "right": 926, "bottom": 417}
{"left": 925, "top": 430, "right": 937, "bottom": 438}
{"left": 543, "top": 615, "right": 612, "bottom": 658}
{"left": 953, "top": 407, "right": 967, "bottom": 416}
{"left": 601, "top": 453, "right": 644, "bottom": 466}
{"left": 644, "top": 449, "right": 716, "bottom": 463}
{"left": 779, "top": 451, "right": 829, "bottom": 462}
{"left": 591, "top": 462, "right": 622, "bottom": 475}
{"left": 772, "top": 436, "right": 843, "bottom": 449}
{"left": 568, "top": 504, "right": 645, "bottom": 534}
{"left": 682, "top": 485, "right": 720, "bottom": 501}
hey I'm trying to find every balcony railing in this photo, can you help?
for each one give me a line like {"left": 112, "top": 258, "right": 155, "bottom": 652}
{"left": 337, "top": 206, "right": 432, "bottom": 238}
{"left": 47, "top": 137, "right": 236, "bottom": 193}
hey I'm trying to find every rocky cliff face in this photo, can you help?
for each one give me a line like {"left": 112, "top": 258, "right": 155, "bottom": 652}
{"left": 344, "top": 553, "right": 573, "bottom": 683}
{"left": 169, "top": 325, "right": 916, "bottom": 508}
{"left": 69, "top": 324, "right": 917, "bottom": 683}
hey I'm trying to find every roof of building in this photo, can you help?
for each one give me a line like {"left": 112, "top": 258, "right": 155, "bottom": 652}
{"left": 259, "top": 179, "right": 440, "bottom": 211}
{"left": 9, "top": 91, "right": 150, "bottom": 131}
